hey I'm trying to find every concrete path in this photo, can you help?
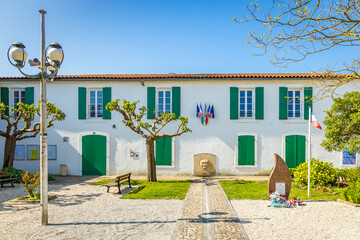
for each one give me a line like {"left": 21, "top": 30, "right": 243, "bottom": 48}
{"left": 172, "top": 178, "right": 249, "bottom": 240}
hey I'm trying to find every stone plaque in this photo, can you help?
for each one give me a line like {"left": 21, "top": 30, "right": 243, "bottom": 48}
{"left": 268, "top": 154, "right": 292, "bottom": 199}
{"left": 275, "top": 182, "right": 286, "bottom": 196}
{"left": 194, "top": 153, "right": 216, "bottom": 176}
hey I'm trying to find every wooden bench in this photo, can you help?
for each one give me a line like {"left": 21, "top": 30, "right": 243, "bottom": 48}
{"left": 336, "top": 176, "right": 349, "bottom": 187}
{"left": 0, "top": 171, "right": 18, "bottom": 188}
{"left": 105, "top": 173, "right": 132, "bottom": 194}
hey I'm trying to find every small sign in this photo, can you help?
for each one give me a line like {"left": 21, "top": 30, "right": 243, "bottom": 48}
{"left": 276, "top": 182, "right": 286, "bottom": 196}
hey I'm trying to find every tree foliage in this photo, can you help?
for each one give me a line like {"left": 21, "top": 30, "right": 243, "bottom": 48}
{"left": 234, "top": 0, "right": 360, "bottom": 97}
{"left": 106, "top": 99, "right": 191, "bottom": 181}
{"left": 0, "top": 101, "right": 65, "bottom": 168}
{"left": 321, "top": 91, "right": 360, "bottom": 153}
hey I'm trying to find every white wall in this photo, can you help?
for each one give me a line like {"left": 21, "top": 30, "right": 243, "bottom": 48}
{"left": 1, "top": 78, "right": 359, "bottom": 175}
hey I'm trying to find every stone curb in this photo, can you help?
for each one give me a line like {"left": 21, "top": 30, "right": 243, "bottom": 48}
{"left": 337, "top": 198, "right": 360, "bottom": 207}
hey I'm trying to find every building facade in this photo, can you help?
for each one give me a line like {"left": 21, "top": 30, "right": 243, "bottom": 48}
{"left": 0, "top": 73, "right": 358, "bottom": 175}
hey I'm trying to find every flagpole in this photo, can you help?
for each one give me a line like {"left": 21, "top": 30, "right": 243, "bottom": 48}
{"left": 308, "top": 107, "right": 311, "bottom": 197}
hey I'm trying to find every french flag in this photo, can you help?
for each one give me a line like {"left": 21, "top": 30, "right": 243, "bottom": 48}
{"left": 311, "top": 112, "right": 322, "bottom": 130}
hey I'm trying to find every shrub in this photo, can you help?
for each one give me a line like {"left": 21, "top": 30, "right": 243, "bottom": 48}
{"left": 20, "top": 171, "right": 40, "bottom": 198}
{"left": 338, "top": 168, "right": 360, "bottom": 183}
{"left": 342, "top": 180, "right": 360, "bottom": 204}
{"left": 48, "top": 174, "right": 55, "bottom": 181}
{"left": 288, "top": 168, "right": 296, "bottom": 178}
{"left": 1, "top": 167, "right": 24, "bottom": 183}
{"left": 293, "top": 158, "right": 338, "bottom": 187}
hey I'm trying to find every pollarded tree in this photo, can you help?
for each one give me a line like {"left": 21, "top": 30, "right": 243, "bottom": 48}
{"left": 233, "top": 0, "right": 360, "bottom": 97}
{"left": 321, "top": 91, "right": 360, "bottom": 153}
{"left": 106, "top": 99, "right": 191, "bottom": 182}
{"left": 0, "top": 102, "right": 65, "bottom": 168}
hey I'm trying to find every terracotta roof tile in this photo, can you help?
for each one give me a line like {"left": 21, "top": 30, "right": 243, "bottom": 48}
{"left": 0, "top": 73, "right": 346, "bottom": 80}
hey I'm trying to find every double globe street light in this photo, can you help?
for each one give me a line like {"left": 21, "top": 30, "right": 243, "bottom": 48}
{"left": 7, "top": 10, "right": 64, "bottom": 226}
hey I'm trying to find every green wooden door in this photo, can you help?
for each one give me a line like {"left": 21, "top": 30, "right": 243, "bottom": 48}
{"left": 82, "top": 135, "right": 106, "bottom": 175}
{"left": 238, "top": 135, "right": 255, "bottom": 165}
{"left": 156, "top": 137, "right": 172, "bottom": 166}
{"left": 285, "top": 135, "right": 306, "bottom": 168}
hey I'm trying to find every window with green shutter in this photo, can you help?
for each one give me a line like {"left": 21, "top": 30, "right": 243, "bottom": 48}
{"left": 279, "top": 87, "right": 288, "bottom": 120}
{"left": 155, "top": 137, "right": 172, "bottom": 166}
{"left": 230, "top": 87, "right": 239, "bottom": 119}
{"left": 255, "top": 87, "right": 264, "bottom": 120}
{"left": 1, "top": 87, "right": 9, "bottom": 118}
{"left": 303, "top": 87, "right": 313, "bottom": 120}
{"left": 78, "top": 87, "right": 87, "bottom": 119}
{"left": 172, "top": 87, "right": 180, "bottom": 118}
{"left": 238, "top": 135, "right": 255, "bottom": 166}
{"left": 25, "top": 87, "right": 34, "bottom": 105}
{"left": 285, "top": 135, "right": 306, "bottom": 168}
{"left": 231, "top": 87, "right": 264, "bottom": 120}
{"left": 102, "top": 87, "right": 111, "bottom": 119}
{"left": 147, "top": 87, "right": 156, "bottom": 119}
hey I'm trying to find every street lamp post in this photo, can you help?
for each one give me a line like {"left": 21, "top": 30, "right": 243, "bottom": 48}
{"left": 7, "top": 10, "right": 64, "bottom": 226}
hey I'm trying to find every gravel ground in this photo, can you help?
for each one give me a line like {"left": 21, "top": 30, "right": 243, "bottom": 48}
{"left": 0, "top": 178, "right": 183, "bottom": 240}
{"left": 231, "top": 199, "right": 360, "bottom": 240}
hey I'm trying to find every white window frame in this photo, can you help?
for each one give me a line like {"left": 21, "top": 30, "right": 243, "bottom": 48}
{"left": 156, "top": 88, "right": 172, "bottom": 117}
{"left": 155, "top": 137, "right": 176, "bottom": 169}
{"left": 340, "top": 151, "right": 358, "bottom": 167}
{"left": 287, "top": 89, "right": 303, "bottom": 119}
{"left": 14, "top": 145, "right": 25, "bottom": 161}
{"left": 234, "top": 133, "right": 258, "bottom": 168}
{"left": 239, "top": 88, "right": 255, "bottom": 119}
{"left": 10, "top": 88, "right": 26, "bottom": 109}
{"left": 87, "top": 89, "right": 103, "bottom": 119}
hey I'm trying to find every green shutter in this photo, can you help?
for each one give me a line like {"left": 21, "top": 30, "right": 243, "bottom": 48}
{"left": 25, "top": 87, "right": 34, "bottom": 105}
{"left": 285, "top": 135, "right": 296, "bottom": 168}
{"left": 102, "top": 87, "right": 111, "bottom": 119}
{"left": 296, "top": 135, "right": 306, "bottom": 166}
{"left": 238, "top": 135, "right": 255, "bottom": 165}
{"left": 147, "top": 87, "right": 155, "bottom": 119}
{"left": 1, "top": 87, "right": 9, "bottom": 118}
{"left": 285, "top": 135, "right": 306, "bottom": 168}
{"left": 279, "top": 87, "right": 288, "bottom": 120}
{"left": 155, "top": 137, "right": 172, "bottom": 166}
{"left": 78, "top": 87, "right": 86, "bottom": 120}
{"left": 304, "top": 87, "right": 313, "bottom": 120}
{"left": 255, "top": 87, "right": 264, "bottom": 120}
{"left": 172, "top": 87, "right": 180, "bottom": 118}
{"left": 230, "top": 87, "right": 239, "bottom": 119}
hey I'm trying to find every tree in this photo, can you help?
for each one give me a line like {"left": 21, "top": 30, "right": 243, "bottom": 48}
{"left": 0, "top": 102, "right": 65, "bottom": 168}
{"left": 321, "top": 91, "right": 360, "bottom": 153}
{"left": 106, "top": 99, "right": 191, "bottom": 182}
{"left": 233, "top": 0, "right": 360, "bottom": 97}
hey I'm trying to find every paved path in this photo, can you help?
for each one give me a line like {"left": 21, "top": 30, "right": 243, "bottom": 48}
{"left": 172, "top": 178, "right": 249, "bottom": 240}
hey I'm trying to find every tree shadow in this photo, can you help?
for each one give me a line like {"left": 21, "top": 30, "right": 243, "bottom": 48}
{"left": 48, "top": 220, "right": 177, "bottom": 226}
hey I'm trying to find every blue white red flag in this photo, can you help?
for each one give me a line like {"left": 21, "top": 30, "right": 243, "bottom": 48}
{"left": 210, "top": 105, "right": 214, "bottom": 118}
{"left": 199, "top": 104, "right": 203, "bottom": 118}
{"left": 196, "top": 104, "right": 200, "bottom": 118}
{"left": 311, "top": 112, "right": 322, "bottom": 130}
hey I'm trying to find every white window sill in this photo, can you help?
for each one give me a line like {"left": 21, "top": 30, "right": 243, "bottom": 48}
{"left": 156, "top": 165, "right": 175, "bottom": 169}
{"left": 340, "top": 164, "right": 357, "bottom": 168}
{"left": 82, "top": 119, "right": 108, "bottom": 123}
{"left": 283, "top": 119, "right": 307, "bottom": 123}
{"left": 235, "top": 165, "right": 257, "bottom": 169}
{"left": 235, "top": 119, "right": 258, "bottom": 123}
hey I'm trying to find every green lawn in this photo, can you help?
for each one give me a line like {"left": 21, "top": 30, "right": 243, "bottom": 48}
{"left": 91, "top": 179, "right": 191, "bottom": 199}
{"left": 220, "top": 180, "right": 342, "bottom": 201}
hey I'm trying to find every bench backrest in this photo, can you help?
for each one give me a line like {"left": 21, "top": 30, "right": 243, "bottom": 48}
{"left": 116, "top": 173, "right": 131, "bottom": 182}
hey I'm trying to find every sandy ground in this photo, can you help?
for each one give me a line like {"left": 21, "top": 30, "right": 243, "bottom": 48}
{"left": 0, "top": 177, "right": 183, "bottom": 240}
{"left": 231, "top": 199, "right": 360, "bottom": 240}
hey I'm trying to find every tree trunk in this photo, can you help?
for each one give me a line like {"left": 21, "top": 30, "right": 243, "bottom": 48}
{"left": 3, "top": 136, "right": 17, "bottom": 169}
{"left": 146, "top": 137, "right": 157, "bottom": 182}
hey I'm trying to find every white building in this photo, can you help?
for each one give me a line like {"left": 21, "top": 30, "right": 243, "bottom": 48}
{"left": 0, "top": 73, "right": 358, "bottom": 175}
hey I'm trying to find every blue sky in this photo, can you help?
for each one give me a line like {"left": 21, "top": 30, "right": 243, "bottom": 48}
{"left": 0, "top": 0, "right": 358, "bottom": 77}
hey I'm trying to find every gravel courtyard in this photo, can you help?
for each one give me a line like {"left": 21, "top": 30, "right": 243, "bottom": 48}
{"left": 0, "top": 176, "right": 359, "bottom": 240}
